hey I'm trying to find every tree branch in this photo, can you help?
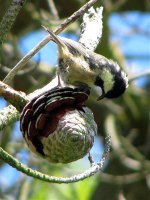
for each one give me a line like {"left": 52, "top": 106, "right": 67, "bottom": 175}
{"left": 0, "top": 0, "right": 26, "bottom": 44}
{"left": 0, "top": 81, "right": 28, "bottom": 112}
{"left": 0, "top": 105, "right": 20, "bottom": 131}
{"left": 47, "top": 0, "right": 59, "bottom": 20}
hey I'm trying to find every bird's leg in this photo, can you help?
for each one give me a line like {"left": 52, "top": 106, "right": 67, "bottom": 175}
{"left": 54, "top": 72, "right": 63, "bottom": 88}
{"left": 88, "top": 152, "right": 95, "bottom": 166}
{"left": 74, "top": 81, "right": 91, "bottom": 95}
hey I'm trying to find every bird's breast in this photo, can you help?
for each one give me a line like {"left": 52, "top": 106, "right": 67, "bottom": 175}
{"left": 58, "top": 56, "right": 96, "bottom": 87}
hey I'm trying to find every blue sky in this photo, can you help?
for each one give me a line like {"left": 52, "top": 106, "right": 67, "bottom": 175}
{"left": 19, "top": 31, "right": 78, "bottom": 66}
{"left": 0, "top": 11, "right": 150, "bottom": 188}
{"left": 109, "top": 12, "right": 150, "bottom": 72}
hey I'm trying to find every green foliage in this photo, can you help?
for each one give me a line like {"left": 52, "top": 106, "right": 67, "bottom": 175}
{"left": 28, "top": 176, "right": 98, "bottom": 200}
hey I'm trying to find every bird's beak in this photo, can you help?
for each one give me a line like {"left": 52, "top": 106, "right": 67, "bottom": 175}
{"left": 93, "top": 86, "right": 105, "bottom": 101}
{"left": 97, "top": 90, "right": 105, "bottom": 101}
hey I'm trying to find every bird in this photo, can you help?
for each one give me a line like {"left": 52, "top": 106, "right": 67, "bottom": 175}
{"left": 42, "top": 26, "right": 128, "bottom": 100}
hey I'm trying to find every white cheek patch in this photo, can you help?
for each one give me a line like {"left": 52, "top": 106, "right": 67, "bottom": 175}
{"left": 101, "top": 70, "right": 114, "bottom": 93}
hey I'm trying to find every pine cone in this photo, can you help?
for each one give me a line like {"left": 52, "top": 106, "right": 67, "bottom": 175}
{"left": 20, "top": 87, "right": 97, "bottom": 163}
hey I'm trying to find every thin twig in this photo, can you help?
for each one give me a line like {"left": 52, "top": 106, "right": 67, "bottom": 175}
{"left": 3, "top": 0, "right": 98, "bottom": 84}
{"left": 0, "top": 136, "right": 111, "bottom": 184}
{"left": 0, "top": 0, "right": 26, "bottom": 43}
{"left": 105, "top": 114, "right": 150, "bottom": 171}
{"left": 100, "top": 171, "right": 149, "bottom": 185}
{"left": 129, "top": 69, "right": 150, "bottom": 82}
{"left": 47, "top": 0, "right": 59, "bottom": 20}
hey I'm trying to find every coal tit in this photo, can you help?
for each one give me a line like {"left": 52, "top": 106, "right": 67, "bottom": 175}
{"left": 44, "top": 28, "right": 128, "bottom": 100}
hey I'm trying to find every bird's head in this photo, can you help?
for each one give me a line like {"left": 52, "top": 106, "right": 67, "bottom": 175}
{"left": 95, "top": 64, "right": 128, "bottom": 100}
